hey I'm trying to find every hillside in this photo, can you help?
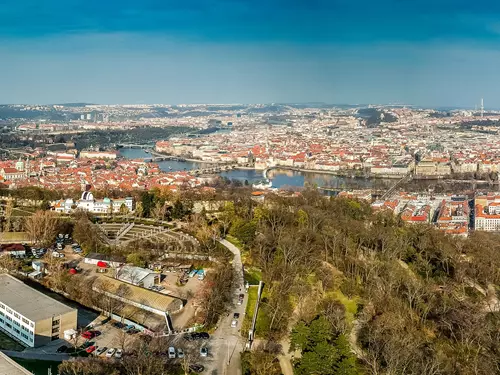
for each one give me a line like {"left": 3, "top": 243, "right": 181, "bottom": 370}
{"left": 224, "top": 190, "right": 500, "bottom": 375}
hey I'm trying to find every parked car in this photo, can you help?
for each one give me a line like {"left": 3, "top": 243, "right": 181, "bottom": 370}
{"left": 112, "top": 322, "right": 125, "bottom": 329}
{"left": 124, "top": 324, "right": 135, "bottom": 331}
{"left": 106, "top": 348, "right": 116, "bottom": 358}
{"left": 82, "top": 331, "right": 94, "bottom": 340}
{"left": 237, "top": 294, "right": 244, "bottom": 305}
{"left": 200, "top": 347, "right": 208, "bottom": 357}
{"left": 126, "top": 328, "right": 139, "bottom": 335}
{"left": 82, "top": 330, "right": 100, "bottom": 339}
{"left": 233, "top": 313, "right": 240, "bottom": 319}
{"left": 168, "top": 346, "right": 176, "bottom": 359}
{"left": 231, "top": 319, "right": 238, "bottom": 328}
{"left": 86, "top": 346, "right": 96, "bottom": 354}
{"left": 199, "top": 332, "right": 210, "bottom": 340}
{"left": 189, "top": 364, "right": 205, "bottom": 373}
{"left": 115, "top": 349, "right": 123, "bottom": 359}
{"left": 56, "top": 345, "right": 68, "bottom": 353}
{"left": 81, "top": 341, "right": 94, "bottom": 349}
{"left": 177, "top": 348, "right": 184, "bottom": 359}
{"left": 96, "top": 347, "right": 107, "bottom": 356}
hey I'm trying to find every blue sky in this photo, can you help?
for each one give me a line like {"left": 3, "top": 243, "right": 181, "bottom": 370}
{"left": 1, "top": 0, "right": 500, "bottom": 107}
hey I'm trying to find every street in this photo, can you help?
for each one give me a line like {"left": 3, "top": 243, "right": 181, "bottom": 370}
{"left": 202, "top": 239, "right": 248, "bottom": 375}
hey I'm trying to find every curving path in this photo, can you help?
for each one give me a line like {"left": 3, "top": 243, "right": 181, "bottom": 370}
{"left": 203, "top": 239, "right": 248, "bottom": 375}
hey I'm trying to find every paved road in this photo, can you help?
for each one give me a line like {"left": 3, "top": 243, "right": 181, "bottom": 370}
{"left": 203, "top": 239, "right": 248, "bottom": 375}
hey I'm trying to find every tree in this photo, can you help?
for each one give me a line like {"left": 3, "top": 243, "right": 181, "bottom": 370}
{"left": 127, "top": 252, "right": 147, "bottom": 267}
{"left": 171, "top": 199, "right": 189, "bottom": 219}
{"left": 291, "top": 316, "right": 360, "bottom": 375}
{"left": 150, "top": 201, "right": 167, "bottom": 222}
{"left": 119, "top": 203, "right": 130, "bottom": 216}
{"left": 24, "top": 210, "right": 60, "bottom": 246}
{"left": 58, "top": 358, "right": 120, "bottom": 375}
{"left": 198, "top": 263, "right": 235, "bottom": 327}
{"left": 3, "top": 199, "right": 13, "bottom": 232}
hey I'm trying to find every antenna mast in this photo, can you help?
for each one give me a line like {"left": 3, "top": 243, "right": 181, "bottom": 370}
{"left": 481, "top": 98, "right": 484, "bottom": 118}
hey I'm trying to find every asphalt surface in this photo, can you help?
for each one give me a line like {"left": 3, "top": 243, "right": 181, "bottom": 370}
{"left": 202, "top": 239, "right": 248, "bottom": 375}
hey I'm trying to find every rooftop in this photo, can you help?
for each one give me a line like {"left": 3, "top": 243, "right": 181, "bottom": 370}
{"left": 0, "top": 352, "right": 32, "bottom": 375}
{"left": 94, "top": 276, "right": 181, "bottom": 313}
{"left": 0, "top": 274, "right": 76, "bottom": 322}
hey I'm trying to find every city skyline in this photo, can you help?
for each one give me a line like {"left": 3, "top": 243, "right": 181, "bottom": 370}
{"left": 2, "top": 1, "right": 500, "bottom": 106}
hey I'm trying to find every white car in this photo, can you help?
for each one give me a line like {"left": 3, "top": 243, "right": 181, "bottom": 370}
{"left": 177, "top": 348, "right": 184, "bottom": 358}
{"left": 168, "top": 346, "right": 176, "bottom": 359}
{"left": 115, "top": 349, "right": 123, "bottom": 359}
{"left": 231, "top": 319, "right": 238, "bottom": 328}
{"left": 200, "top": 347, "right": 208, "bottom": 357}
{"left": 106, "top": 348, "right": 116, "bottom": 358}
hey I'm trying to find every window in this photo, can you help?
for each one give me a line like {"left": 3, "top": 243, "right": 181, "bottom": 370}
{"left": 0, "top": 318, "right": 3, "bottom": 323}
{"left": 5, "top": 323, "right": 11, "bottom": 328}
{"left": 52, "top": 319, "right": 60, "bottom": 326}
{"left": 0, "top": 304, "right": 4, "bottom": 309}
{"left": 13, "top": 320, "right": 20, "bottom": 326}
{"left": 22, "top": 318, "right": 29, "bottom": 325}
{"left": 13, "top": 313, "right": 20, "bottom": 319}
{"left": 6, "top": 308, "right": 12, "bottom": 314}
{"left": 14, "top": 328, "right": 20, "bottom": 334}
{"left": 30, "top": 322, "right": 34, "bottom": 328}
{"left": 6, "top": 315, "right": 12, "bottom": 321}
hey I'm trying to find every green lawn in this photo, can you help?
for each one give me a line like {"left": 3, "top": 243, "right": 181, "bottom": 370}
{"left": 331, "top": 290, "right": 358, "bottom": 323}
{"left": 0, "top": 232, "right": 29, "bottom": 242}
{"left": 241, "top": 286, "right": 271, "bottom": 338}
{"left": 11, "top": 208, "right": 35, "bottom": 217}
{"left": 244, "top": 267, "right": 262, "bottom": 285}
{"left": 241, "top": 287, "right": 258, "bottom": 336}
{"left": 226, "top": 234, "right": 244, "bottom": 249}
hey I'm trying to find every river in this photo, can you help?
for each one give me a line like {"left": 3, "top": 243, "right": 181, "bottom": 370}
{"left": 118, "top": 148, "right": 396, "bottom": 190}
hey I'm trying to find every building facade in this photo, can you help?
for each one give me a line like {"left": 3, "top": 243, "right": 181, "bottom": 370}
{"left": 0, "top": 274, "right": 77, "bottom": 347}
{"left": 53, "top": 191, "right": 134, "bottom": 214}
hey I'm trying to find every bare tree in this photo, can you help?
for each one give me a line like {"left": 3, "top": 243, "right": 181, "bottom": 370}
{"left": 3, "top": 200, "right": 13, "bottom": 232}
{"left": 24, "top": 210, "right": 60, "bottom": 246}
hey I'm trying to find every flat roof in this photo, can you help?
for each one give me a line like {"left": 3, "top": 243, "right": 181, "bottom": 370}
{"left": 116, "top": 265, "right": 155, "bottom": 284}
{"left": 0, "top": 352, "right": 33, "bottom": 375}
{"left": 94, "top": 276, "right": 181, "bottom": 313}
{"left": 0, "top": 274, "right": 76, "bottom": 322}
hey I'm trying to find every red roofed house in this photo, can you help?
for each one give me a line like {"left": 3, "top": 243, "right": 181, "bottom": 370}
{"left": 0, "top": 167, "right": 25, "bottom": 181}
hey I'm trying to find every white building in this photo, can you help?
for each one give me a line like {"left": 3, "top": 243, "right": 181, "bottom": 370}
{"left": 0, "top": 274, "right": 77, "bottom": 347}
{"left": 116, "top": 265, "right": 160, "bottom": 289}
{"left": 475, "top": 195, "right": 500, "bottom": 231}
{"left": 53, "top": 191, "right": 134, "bottom": 214}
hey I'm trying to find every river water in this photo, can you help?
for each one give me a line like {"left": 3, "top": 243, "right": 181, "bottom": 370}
{"left": 119, "top": 148, "right": 394, "bottom": 190}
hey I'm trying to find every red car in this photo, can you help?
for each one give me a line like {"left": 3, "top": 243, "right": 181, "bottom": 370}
{"left": 81, "top": 332, "right": 93, "bottom": 339}
{"left": 86, "top": 345, "right": 96, "bottom": 354}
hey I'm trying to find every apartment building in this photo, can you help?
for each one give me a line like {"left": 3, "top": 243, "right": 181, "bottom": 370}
{"left": 435, "top": 198, "right": 469, "bottom": 237}
{"left": 474, "top": 194, "right": 500, "bottom": 231}
{"left": 415, "top": 157, "right": 452, "bottom": 176}
{"left": 0, "top": 274, "right": 77, "bottom": 347}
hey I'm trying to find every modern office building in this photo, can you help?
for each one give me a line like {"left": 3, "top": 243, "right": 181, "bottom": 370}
{"left": 0, "top": 274, "right": 77, "bottom": 347}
